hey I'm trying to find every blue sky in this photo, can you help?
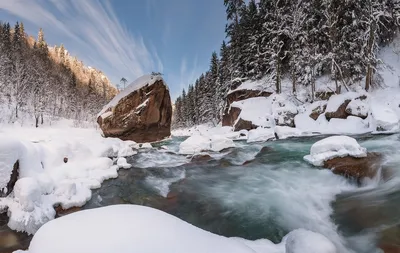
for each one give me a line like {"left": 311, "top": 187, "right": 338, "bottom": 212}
{"left": 0, "top": 0, "right": 227, "bottom": 99}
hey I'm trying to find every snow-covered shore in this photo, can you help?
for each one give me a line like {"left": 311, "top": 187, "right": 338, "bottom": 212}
{"left": 0, "top": 125, "right": 144, "bottom": 235}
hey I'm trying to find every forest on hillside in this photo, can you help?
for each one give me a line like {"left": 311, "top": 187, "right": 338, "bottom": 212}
{"left": 0, "top": 21, "right": 117, "bottom": 126}
{"left": 173, "top": 0, "right": 400, "bottom": 128}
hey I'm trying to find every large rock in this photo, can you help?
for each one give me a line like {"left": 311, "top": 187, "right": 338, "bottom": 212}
{"left": 222, "top": 89, "right": 272, "bottom": 127}
{"left": 97, "top": 75, "right": 172, "bottom": 143}
{"left": 323, "top": 152, "right": 383, "bottom": 182}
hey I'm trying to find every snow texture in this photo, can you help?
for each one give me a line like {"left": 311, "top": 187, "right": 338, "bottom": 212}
{"left": 247, "top": 128, "right": 275, "bottom": 143}
{"left": 346, "top": 99, "right": 369, "bottom": 118}
{"left": 0, "top": 127, "right": 138, "bottom": 235}
{"left": 179, "top": 135, "right": 235, "bottom": 155}
{"left": 304, "top": 136, "right": 367, "bottom": 166}
{"left": 98, "top": 74, "right": 163, "bottom": 117}
{"left": 23, "top": 205, "right": 337, "bottom": 253}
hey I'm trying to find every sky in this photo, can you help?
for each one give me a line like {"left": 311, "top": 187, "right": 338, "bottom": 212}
{"left": 0, "top": 0, "right": 227, "bottom": 99}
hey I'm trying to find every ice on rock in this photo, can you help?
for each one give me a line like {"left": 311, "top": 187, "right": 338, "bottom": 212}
{"left": 285, "top": 229, "right": 337, "bottom": 253}
{"left": 117, "top": 157, "right": 132, "bottom": 169}
{"left": 304, "top": 136, "right": 367, "bottom": 166}
{"left": 247, "top": 128, "right": 275, "bottom": 143}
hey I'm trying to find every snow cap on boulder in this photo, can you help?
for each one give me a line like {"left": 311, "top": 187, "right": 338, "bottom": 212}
{"left": 304, "top": 136, "right": 367, "bottom": 166}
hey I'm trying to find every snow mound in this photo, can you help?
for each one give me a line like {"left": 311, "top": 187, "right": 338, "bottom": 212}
{"left": 179, "top": 135, "right": 235, "bottom": 155}
{"left": 304, "top": 136, "right": 367, "bottom": 166}
{"left": 247, "top": 128, "right": 275, "bottom": 143}
{"left": 98, "top": 74, "right": 163, "bottom": 117}
{"left": 23, "top": 205, "right": 337, "bottom": 253}
{"left": 285, "top": 229, "right": 337, "bottom": 253}
{"left": 25, "top": 205, "right": 253, "bottom": 253}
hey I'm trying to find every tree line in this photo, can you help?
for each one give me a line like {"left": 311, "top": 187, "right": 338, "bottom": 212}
{"left": 173, "top": 0, "right": 400, "bottom": 128}
{"left": 0, "top": 21, "right": 117, "bottom": 126}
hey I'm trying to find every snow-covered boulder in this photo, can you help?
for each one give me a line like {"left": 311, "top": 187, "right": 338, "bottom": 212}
{"left": 179, "top": 135, "right": 211, "bottom": 155}
{"left": 345, "top": 99, "right": 369, "bottom": 119}
{"left": 97, "top": 74, "right": 172, "bottom": 143}
{"left": 210, "top": 136, "right": 235, "bottom": 152}
{"left": 247, "top": 128, "right": 275, "bottom": 143}
{"left": 304, "top": 136, "right": 367, "bottom": 166}
{"left": 325, "top": 92, "right": 362, "bottom": 120}
{"left": 285, "top": 229, "right": 337, "bottom": 253}
{"left": 179, "top": 135, "right": 235, "bottom": 155}
{"left": 25, "top": 205, "right": 254, "bottom": 253}
{"left": 275, "top": 126, "right": 303, "bottom": 140}
{"left": 371, "top": 104, "right": 400, "bottom": 132}
{"left": 270, "top": 94, "right": 298, "bottom": 128}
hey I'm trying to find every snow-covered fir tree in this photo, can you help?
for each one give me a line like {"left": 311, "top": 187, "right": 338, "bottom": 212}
{"left": 0, "top": 21, "right": 117, "bottom": 126}
{"left": 172, "top": 0, "right": 400, "bottom": 128}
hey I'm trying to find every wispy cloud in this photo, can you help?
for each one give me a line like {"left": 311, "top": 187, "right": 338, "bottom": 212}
{"left": 0, "top": 0, "right": 163, "bottom": 84}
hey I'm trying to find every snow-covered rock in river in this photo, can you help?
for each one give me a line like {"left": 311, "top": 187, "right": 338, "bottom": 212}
{"left": 179, "top": 135, "right": 235, "bottom": 155}
{"left": 23, "top": 205, "right": 337, "bottom": 253}
{"left": 97, "top": 74, "right": 172, "bottom": 143}
{"left": 247, "top": 128, "right": 275, "bottom": 143}
{"left": 304, "top": 136, "right": 367, "bottom": 166}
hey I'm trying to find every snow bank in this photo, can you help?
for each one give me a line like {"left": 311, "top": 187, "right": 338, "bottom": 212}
{"left": 23, "top": 205, "right": 337, "bottom": 253}
{"left": 304, "top": 136, "right": 367, "bottom": 166}
{"left": 98, "top": 74, "right": 163, "bottom": 116}
{"left": 179, "top": 135, "right": 235, "bottom": 155}
{"left": 0, "top": 127, "right": 138, "bottom": 234}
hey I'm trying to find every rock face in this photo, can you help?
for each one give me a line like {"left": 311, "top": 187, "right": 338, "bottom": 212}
{"left": 0, "top": 161, "right": 19, "bottom": 198}
{"left": 97, "top": 75, "right": 172, "bottom": 143}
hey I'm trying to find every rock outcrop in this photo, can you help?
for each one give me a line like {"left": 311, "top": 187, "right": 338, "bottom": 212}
{"left": 97, "top": 75, "right": 172, "bottom": 143}
{"left": 222, "top": 89, "right": 272, "bottom": 128}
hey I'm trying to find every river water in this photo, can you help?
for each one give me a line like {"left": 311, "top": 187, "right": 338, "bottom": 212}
{"left": 1, "top": 134, "right": 400, "bottom": 252}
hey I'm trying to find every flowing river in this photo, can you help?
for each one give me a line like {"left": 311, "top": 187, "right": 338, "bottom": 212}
{"left": 1, "top": 134, "right": 400, "bottom": 253}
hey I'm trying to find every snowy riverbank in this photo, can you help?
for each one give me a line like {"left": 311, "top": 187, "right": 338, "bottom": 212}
{"left": 0, "top": 125, "right": 146, "bottom": 235}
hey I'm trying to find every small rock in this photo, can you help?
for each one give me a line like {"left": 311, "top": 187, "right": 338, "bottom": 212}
{"left": 191, "top": 154, "right": 213, "bottom": 162}
{"left": 63, "top": 157, "right": 68, "bottom": 163}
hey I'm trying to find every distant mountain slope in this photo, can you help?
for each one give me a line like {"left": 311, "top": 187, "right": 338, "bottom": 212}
{"left": 0, "top": 21, "right": 118, "bottom": 126}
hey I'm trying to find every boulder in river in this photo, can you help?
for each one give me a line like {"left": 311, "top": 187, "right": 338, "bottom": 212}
{"left": 97, "top": 74, "right": 172, "bottom": 143}
{"left": 323, "top": 152, "right": 383, "bottom": 181}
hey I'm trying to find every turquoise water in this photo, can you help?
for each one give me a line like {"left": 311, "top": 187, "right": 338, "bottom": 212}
{"left": 83, "top": 134, "right": 400, "bottom": 253}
